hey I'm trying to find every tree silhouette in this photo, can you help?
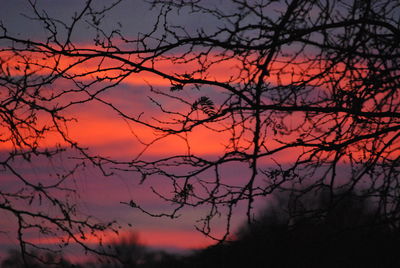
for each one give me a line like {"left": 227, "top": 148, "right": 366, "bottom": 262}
{"left": 176, "top": 191, "right": 400, "bottom": 267}
{"left": 97, "top": 232, "right": 146, "bottom": 268}
{"left": 1, "top": 234, "right": 180, "bottom": 268}
{"left": 1, "top": 249, "right": 78, "bottom": 268}
{"left": 95, "top": 232, "right": 182, "bottom": 268}
{"left": 1, "top": 0, "right": 399, "bottom": 263}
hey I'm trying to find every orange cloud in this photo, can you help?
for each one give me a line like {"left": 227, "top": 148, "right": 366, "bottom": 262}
{"left": 2, "top": 44, "right": 330, "bottom": 88}
{"left": 2, "top": 44, "right": 383, "bottom": 165}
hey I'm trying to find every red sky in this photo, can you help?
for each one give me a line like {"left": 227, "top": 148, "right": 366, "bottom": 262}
{"left": 0, "top": 41, "right": 373, "bottom": 252}
{"left": 2, "top": 1, "right": 397, "bottom": 264}
{"left": 0, "top": 49, "right": 254, "bottom": 259}
{"left": 0, "top": 42, "right": 380, "bottom": 261}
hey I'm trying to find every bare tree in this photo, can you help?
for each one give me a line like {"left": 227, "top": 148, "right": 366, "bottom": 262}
{"left": 98, "top": 232, "right": 146, "bottom": 268}
{"left": 1, "top": 0, "right": 399, "bottom": 262}
{"left": 0, "top": 0, "right": 124, "bottom": 264}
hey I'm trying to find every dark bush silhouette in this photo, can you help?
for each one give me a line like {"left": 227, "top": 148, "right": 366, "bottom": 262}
{"left": 95, "top": 232, "right": 182, "bottom": 268}
{"left": 1, "top": 249, "right": 78, "bottom": 268}
{"left": 1, "top": 235, "right": 181, "bottom": 268}
{"left": 177, "top": 190, "right": 400, "bottom": 268}
{"left": 98, "top": 232, "right": 146, "bottom": 268}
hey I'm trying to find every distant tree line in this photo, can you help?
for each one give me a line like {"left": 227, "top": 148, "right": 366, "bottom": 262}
{"left": 3, "top": 190, "right": 400, "bottom": 268}
{"left": 179, "top": 190, "right": 400, "bottom": 268}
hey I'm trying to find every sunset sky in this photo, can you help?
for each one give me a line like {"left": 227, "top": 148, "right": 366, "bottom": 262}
{"left": 1, "top": 0, "right": 398, "bottom": 265}
{"left": 0, "top": 0, "right": 256, "bottom": 260}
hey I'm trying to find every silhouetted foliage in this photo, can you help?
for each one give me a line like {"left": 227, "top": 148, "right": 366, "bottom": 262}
{"left": 1, "top": 249, "right": 78, "bottom": 268}
{"left": 94, "top": 232, "right": 182, "bottom": 268}
{"left": 2, "top": 234, "right": 181, "bottom": 268}
{"left": 176, "top": 191, "right": 400, "bottom": 268}
{"left": 97, "top": 232, "right": 146, "bottom": 268}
